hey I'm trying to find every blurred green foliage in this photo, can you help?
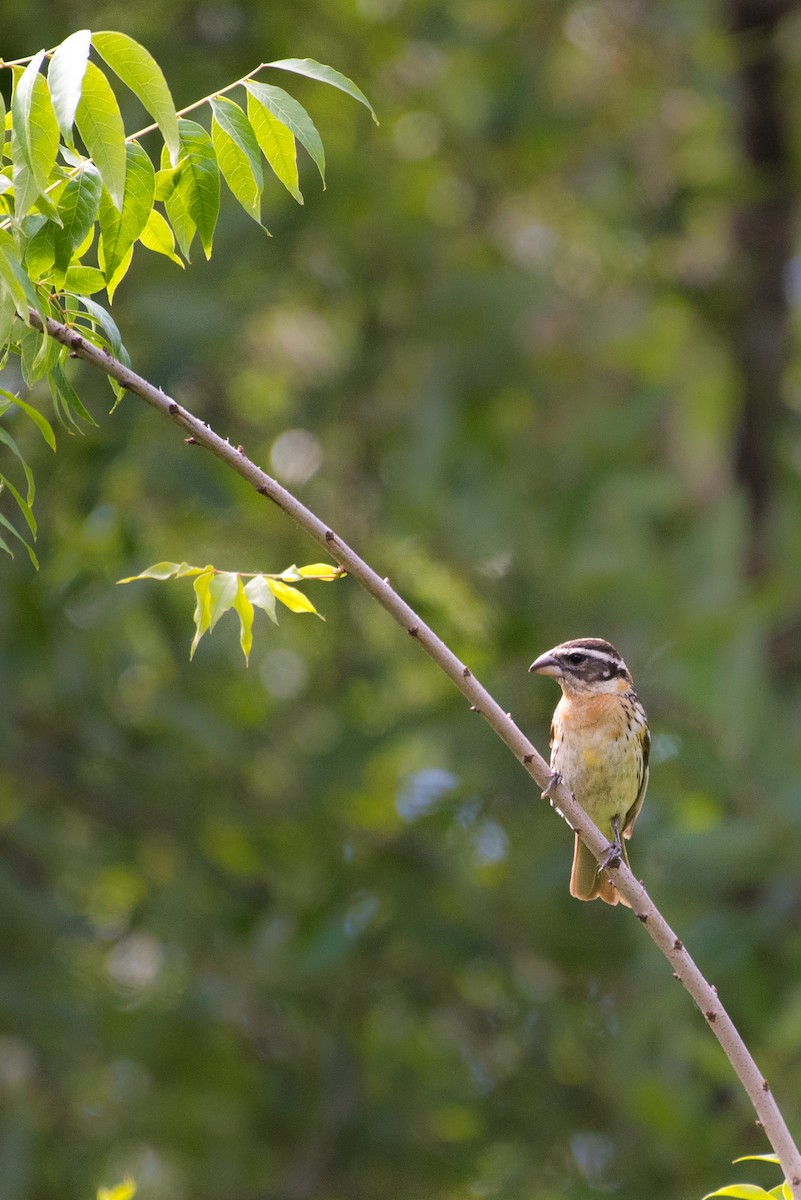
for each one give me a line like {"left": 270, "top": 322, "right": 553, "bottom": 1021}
{"left": 2, "top": 2, "right": 801, "bottom": 1198}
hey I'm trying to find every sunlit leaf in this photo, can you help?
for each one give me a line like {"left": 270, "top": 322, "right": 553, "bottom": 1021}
{"left": 190, "top": 566, "right": 215, "bottom": 658}
{"left": 75, "top": 60, "right": 127, "bottom": 210}
{"left": 702, "top": 1187, "right": 774, "bottom": 1199}
{"left": 48, "top": 29, "right": 92, "bottom": 145}
{"left": 267, "top": 57, "right": 378, "bottom": 124}
{"left": 210, "top": 98, "right": 263, "bottom": 224}
{"left": 268, "top": 577, "right": 321, "bottom": 616}
{"left": 63, "top": 264, "right": 106, "bottom": 295}
{"left": 53, "top": 165, "right": 102, "bottom": 281}
{"left": 139, "top": 208, "right": 184, "bottom": 267}
{"left": 97, "top": 1178, "right": 136, "bottom": 1200}
{"left": 297, "top": 562, "right": 343, "bottom": 579}
{"left": 208, "top": 571, "right": 239, "bottom": 631}
{"left": 244, "top": 82, "right": 325, "bottom": 185}
{"left": 92, "top": 31, "right": 180, "bottom": 165}
{"left": 246, "top": 89, "right": 302, "bottom": 203}
{"left": 11, "top": 51, "right": 60, "bottom": 191}
{"left": 99, "top": 141, "right": 155, "bottom": 287}
{"left": 162, "top": 121, "right": 220, "bottom": 259}
{"left": 244, "top": 574, "right": 278, "bottom": 624}
{"left": 233, "top": 576, "right": 254, "bottom": 663}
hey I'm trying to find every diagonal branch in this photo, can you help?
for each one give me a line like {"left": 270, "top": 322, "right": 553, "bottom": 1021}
{"left": 29, "top": 308, "right": 801, "bottom": 1195}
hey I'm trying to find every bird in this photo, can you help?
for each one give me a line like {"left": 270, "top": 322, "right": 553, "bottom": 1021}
{"left": 529, "top": 637, "right": 650, "bottom": 907}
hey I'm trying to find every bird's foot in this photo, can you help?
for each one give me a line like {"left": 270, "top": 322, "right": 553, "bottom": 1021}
{"left": 541, "top": 770, "right": 562, "bottom": 801}
{"left": 601, "top": 816, "right": 624, "bottom": 870}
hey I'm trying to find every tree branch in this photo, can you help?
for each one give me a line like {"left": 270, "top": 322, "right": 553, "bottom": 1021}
{"left": 30, "top": 309, "right": 801, "bottom": 1195}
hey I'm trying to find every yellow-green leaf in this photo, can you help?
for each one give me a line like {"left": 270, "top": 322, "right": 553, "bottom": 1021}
{"left": 97, "top": 1179, "right": 136, "bottom": 1200}
{"left": 190, "top": 567, "right": 215, "bottom": 658}
{"left": 244, "top": 81, "right": 325, "bottom": 185}
{"left": 207, "top": 570, "right": 239, "bottom": 631}
{"left": 268, "top": 577, "right": 320, "bottom": 616}
{"left": 245, "top": 91, "right": 302, "bottom": 204}
{"left": 92, "top": 31, "right": 180, "bottom": 166}
{"left": 75, "top": 61, "right": 127, "bottom": 210}
{"left": 139, "top": 207, "right": 184, "bottom": 267}
{"left": 117, "top": 561, "right": 183, "bottom": 582}
{"left": 210, "top": 98, "right": 263, "bottom": 225}
{"left": 298, "top": 562, "right": 344, "bottom": 579}
{"left": 99, "top": 140, "right": 156, "bottom": 286}
{"left": 12, "top": 52, "right": 60, "bottom": 191}
{"left": 63, "top": 264, "right": 106, "bottom": 295}
{"left": 233, "top": 576, "right": 254, "bottom": 663}
{"left": 244, "top": 574, "right": 278, "bottom": 624}
{"left": 48, "top": 29, "right": 91, "bottom": 145}
{"left": 266, "top": 57, "right": 378, "bottom": 124}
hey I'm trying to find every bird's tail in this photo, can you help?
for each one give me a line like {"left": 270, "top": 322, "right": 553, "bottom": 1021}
{"left": 569, "top": 833, "right": 632, "bottom": 908}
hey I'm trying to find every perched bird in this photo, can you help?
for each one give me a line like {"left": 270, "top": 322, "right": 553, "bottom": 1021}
{"left": 529, "top": 638, "right": 649, "bottom": 906}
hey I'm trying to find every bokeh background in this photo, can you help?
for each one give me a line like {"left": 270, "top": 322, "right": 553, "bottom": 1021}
{"left": 2, "top": 0, "right": 801, "bottom": 1197}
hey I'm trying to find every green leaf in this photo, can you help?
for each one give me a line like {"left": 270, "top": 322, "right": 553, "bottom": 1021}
{"left": 139, "top": 208, "right": 183, "bottom": 267}
{"left": 244, "top": 574, "right": 278, "bottom": 625}
{"left": 63, "top": 264, "right": 107, "bottom": 295}
{"left": 0, "top": 425, "right": 35, "bottom": 505}
{"left": 19, "top": 322, "right": 59, "bottom": 387}
{"left": 0, "top": 389, "right": 56, "bottom": 450}
{"left": 97, "top": 1178, "right": 136, "bottom": 1200}
{"left": 98, "top": 141, "right": 155, "bottom": 289}
{"left": 0, "top": 468, "right": 36, "bottom": 537}
{"left": 268, "top": 577, "right": 321, "bottom": 616}
{"left": 244, "top": 82, "right": 325, "bottom": 184}
{"left": 48, "top": 29, "right": 92, "bottom": 145}
{"left": 0, "top": 230, "right": 48, "bottom": 323}
{"left": 210, "top": 98, "right": 263, "bottom": 224}
{"left": 23, "top": 218, "right": 56, "bottom": 280}
{"left": 163, "top": 121, "right": 220, "bottom": 259}
{"left": 75, "top": 60, "right": 127, "bottom": 210}
{"left": 233, "top": 576, "right": 254, "bottom": 664}
{"left": 53, "top": 165, "right": 102, "bottom": 282}
{"left": 118, "top": 561, "right": 184, "bottom": 582}
{"left": 49, "top": 356, "right": 97, "bottom": 429}
{"left": 190, "top": 567, "right": 215, "bottom": 659}
{"left": 267, "top": 58, "right": 378, "bottom": 124}
{"left": 703, "top": 1187, "right": 774, "bottom": 1199}
{"left": 0, "top": 507, "right": 38, "bottom": 568}
{"left": 11, "top": 52, "right": 60, "bottom": 191}
{"left": 246, "top": 90, "right": 302, "bottom": 204}
{"left": 92, "top": 31, "right": 180, "bottom": 166}
{"left": 71, "top": 294, "right": 127, "bottom": 362}
{"left": 0, "top": 286, "right": 17, "bottom": 349}
{"left": 207, "top": 571, "right": 239, "bottom": 631}
{"left": 298, "top": 562, "right": 344, "bottom": 579}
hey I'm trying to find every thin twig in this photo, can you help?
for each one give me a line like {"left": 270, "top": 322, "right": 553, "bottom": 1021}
{"left": 29, "top": 308, "right": 801, "bottom": 1196}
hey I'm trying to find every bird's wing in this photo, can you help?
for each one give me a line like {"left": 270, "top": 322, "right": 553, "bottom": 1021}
{"left": 623, "top": 724, "right": 650, "bottom": 839}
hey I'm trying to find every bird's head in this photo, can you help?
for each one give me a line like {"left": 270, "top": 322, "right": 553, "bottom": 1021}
{"left": 529, "top": 637, "right": 633, "bottom": 695}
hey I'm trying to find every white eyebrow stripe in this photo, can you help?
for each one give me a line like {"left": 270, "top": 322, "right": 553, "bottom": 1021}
{"left": 559, "top": 646, "right": 620, "bottom": 665}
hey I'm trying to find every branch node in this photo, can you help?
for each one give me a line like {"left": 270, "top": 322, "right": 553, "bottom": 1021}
{"left": 69, "top": 332, "right": 84, "bottom": 350}
{"left": 408, "top": 626, "right": 419, "bottom": 638}
{"left": 383, "top": 576, "right": 391, "bottom": 586}
{"left": 184, "top": 437, "right": 197, "bottom": 445}
{"left": 469, "top": 705, "right": 478, "bottom": 712}
{"left": 637, "top": 912, "right": 648, "bottom": 923}
{"left": 762, "top": 1079, "right": 770, "bottom": 1093}
{"left": 523, "top": 754, "right": 534, "bottom": 764}
{"left": 705, "top": 1011, "right": 717, "bottom": 1023}
{"left": 236, "top": 444, "right": 244, "bottom": 454}
{"left": 256, "top": 485, "right": 270, "bottom": 496}
{"left": 673, "top": 939, "right": 683, "bottom": 951}
{"left": 168, "top": 402, "right": 179, "bottom": 415}
{"left": 463, "top": 666, "right": 471, "bottom": 678}
{"left": 672, "top": 972, "right": 680, "bottom": 980}
{"left": 325, "top": 529, "right": 336, "bottom": 543}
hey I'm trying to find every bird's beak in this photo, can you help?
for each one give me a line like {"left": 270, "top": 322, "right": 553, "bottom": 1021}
{"left": 529, "top": 652, "right": 561, "bottom": 677}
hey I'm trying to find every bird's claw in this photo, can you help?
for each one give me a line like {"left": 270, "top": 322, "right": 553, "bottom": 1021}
{"left": 601, "top": 817, "right": 624, "bottom": 870}
{"left": 541, "top": 770, "right": 562, "bottom": 801}
{"left": 601, "top": 843, "right": 622, "bottom": 871}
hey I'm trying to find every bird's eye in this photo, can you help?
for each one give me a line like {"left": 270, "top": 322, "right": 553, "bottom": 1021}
{"left": 567, "top": 652, "right": 586, "bottom": 665}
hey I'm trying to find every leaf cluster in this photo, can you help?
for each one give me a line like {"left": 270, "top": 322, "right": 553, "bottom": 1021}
{"left": 0, "top": 30, "right": 375, "bottom": 564}
{"left": 118, "top": 559, "right": 345, "bottom": 661}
